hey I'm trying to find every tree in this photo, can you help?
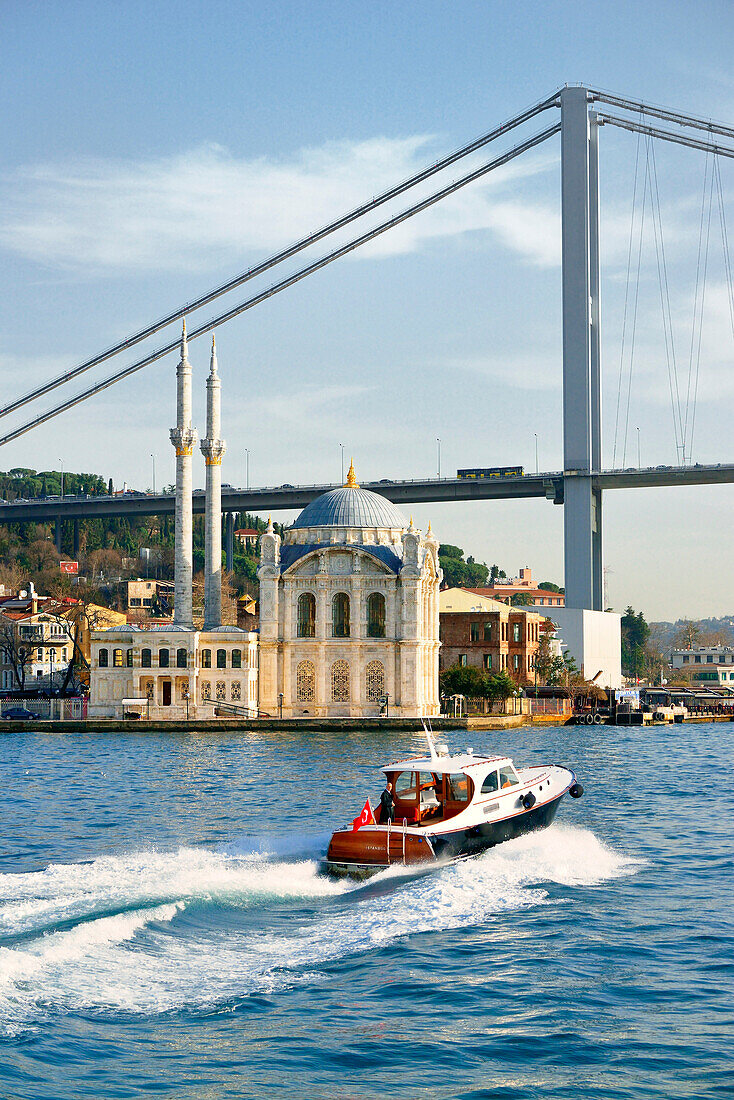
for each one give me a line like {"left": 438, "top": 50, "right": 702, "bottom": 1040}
{"left": 487, "top": 670, "right": 516, "bottom": 701}
{"left": 440, "top": 664, "right": 489, "bottom": 698}
{"left": 621, "top": 606, "right": 650, "bottom": 679}
{"left": 0, "top": 614, "right": 35, "bottom": 689}
{"left": 438, "top": 544, "right": 489, "bottom": 588}
{"left": 538, "top": 581, "right": 561, "bottom": 593}
{"left": 511, "top": 593, "right": 534, "bottom": 606}
{"left": 673, "top": 620, "right": 701, "bottom": 650}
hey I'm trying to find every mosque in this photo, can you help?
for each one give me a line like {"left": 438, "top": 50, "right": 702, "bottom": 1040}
{"left": 258, "top": 463, "right": 442, "bottom": 718}
{"left": 89, "top": 325, "right": 442, "bottom": 720}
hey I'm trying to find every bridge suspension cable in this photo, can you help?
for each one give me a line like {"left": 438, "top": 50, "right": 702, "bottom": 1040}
{"left": 595, "top": 113, "right": 734, "bottom": 159}
{"left": 0, "top": 90, "right": 561, "bottom": 423}
{"left": 591, "top": 90, "right": 734, "bottom": 142}
{"left": 0, "top": 122, "right": 561, "bottom": 450}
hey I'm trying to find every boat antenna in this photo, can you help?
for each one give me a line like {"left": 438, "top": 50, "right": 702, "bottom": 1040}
{"left": 422, "top": 717, "right": 439, "bottom": 762}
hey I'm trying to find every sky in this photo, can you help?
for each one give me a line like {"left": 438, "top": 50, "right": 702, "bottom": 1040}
{"left": 1, "top": 0, "right": 733, "bottom": 622}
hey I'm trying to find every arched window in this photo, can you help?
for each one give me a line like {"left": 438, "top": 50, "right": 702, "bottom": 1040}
{"left": 201, "top": 649, "right": 211, "bottom": 669}
{"left": 113, "top": 648, "right": 123, "bottom": 667}
{"left": 231, "top": 649, "right": 242, "bottom": 669}
{"left": 332, "top": 593, "right": 350, "bottom": 638}
{"left": 365, "top": 660, "right": 385, "bottom": 701}
{"left": 98, "top": 648, "right": 108, "bottom": 668}
{"left": 297, "top": 592, "right": 316, "bottom": 637}
{"left": 331, "top": 659, "right": 350, "bottom": 702}
{"left": 216, "top": 648, "right": 227, "bottom": 669}
{"left": 126, "top": 649, "right": 134, "bottom": 667}
{"left": 141, "top": 648, "right": 151, "bottom": 668}
{"left": 297, "top": 660, "right": 315, "bottom": 702}
{"left": 158, "top": 648, "right": 170, "bottom": 668}
{"left": 176, "top": 648, "right": 187, "bottom": 668}
{"left": 367, "top": 592, "right": 386, "bottom": 637}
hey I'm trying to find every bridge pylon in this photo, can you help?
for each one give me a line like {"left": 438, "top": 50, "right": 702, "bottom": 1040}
{"left": 561, "top": 86, "right": 603, "bottom": 610}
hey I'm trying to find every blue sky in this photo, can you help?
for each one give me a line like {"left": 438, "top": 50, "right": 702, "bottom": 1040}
{"left": 1, "top": 0, "right": 733, "bottom": 620}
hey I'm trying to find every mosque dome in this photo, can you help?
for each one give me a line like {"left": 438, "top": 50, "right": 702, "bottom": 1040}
{"left": 291, "top": 462, "right": 407, "bottom": 531}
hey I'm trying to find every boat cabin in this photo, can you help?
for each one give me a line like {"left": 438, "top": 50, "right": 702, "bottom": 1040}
{"left": 381, "top": 754, "right": 521, "bottom": 826}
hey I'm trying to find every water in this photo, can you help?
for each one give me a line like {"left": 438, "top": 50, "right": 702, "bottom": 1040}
{"left": 0, "top": 723, "right": 731, "bottom": 1099}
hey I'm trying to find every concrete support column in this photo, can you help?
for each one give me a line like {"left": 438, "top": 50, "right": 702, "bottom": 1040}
{"left": 54, "top": 517, "right": 62, "bottom": 554}
{"left": 73, "top": 518, "right": 80, "bottom": 559}
{"left": 561, "top": 86, "right": 602, "bottom": 610}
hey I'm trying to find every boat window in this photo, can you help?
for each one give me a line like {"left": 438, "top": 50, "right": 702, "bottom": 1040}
{"left": 447, "top": 774, "right": 470, "bottom": 802}
{"left": 481, "top": 770, "right": 499, "bottom": 793}
{"left": 394, "top": 771, "right": 418, "bottom": 798}
{"left": 499, "top": 765, "right": 519, "bottom": 789}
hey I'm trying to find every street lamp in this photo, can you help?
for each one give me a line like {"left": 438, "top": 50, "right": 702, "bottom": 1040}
{"left": 49, "top": 646, "right": 55, "bottom": 694}
{"left": 278, "top": 692, "right": 284, "bottom": 720}
{"left": 534, "top": 433, "right": 539, "bottom": 475}
{"left": 636, "top": 427, "right": 641, "bottom": 470}
{"left": 339, "top": 444, "right": 345, "bottom": 484}
{"left": 183, "top": 684, "right": 190, "bottom": 720}
{"left": 245, "top": 448, "right": 250, "bottom": 489}
{"left": 436, "top": 438, "right": 441, "bottom": 479}
{"left": 151, "top": 453, "right": 156, "bottom": 494}
{"left": 59, "top": 459, "right": 64, "bottom": 498}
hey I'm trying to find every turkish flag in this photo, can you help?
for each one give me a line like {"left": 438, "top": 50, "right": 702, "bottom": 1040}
{"left": 351, "top": 798, "right": 375, "bottom": 832}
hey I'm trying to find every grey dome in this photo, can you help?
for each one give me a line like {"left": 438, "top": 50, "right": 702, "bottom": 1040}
{"left": 292, "top": 486, "right": 407, "bottom": 530}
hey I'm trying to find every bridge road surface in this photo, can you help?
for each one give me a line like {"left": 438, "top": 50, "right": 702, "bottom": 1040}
{"left": 0, "top": 463, "right": 733, "bottom": 525}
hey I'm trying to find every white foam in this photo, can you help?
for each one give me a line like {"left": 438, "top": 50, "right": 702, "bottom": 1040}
{"left": 0, "top": 825, "right": 639, "bottom": 1033}
{"left": 0, "top": 847, "right": 344, "bottom": 937}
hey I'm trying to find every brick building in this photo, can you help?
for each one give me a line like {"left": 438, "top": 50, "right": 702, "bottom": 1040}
{"left": 439, "top": 588, "right": 545, "bottom": 682}
{"left": 468, "top": 566, "right": 565, "bottom": 608}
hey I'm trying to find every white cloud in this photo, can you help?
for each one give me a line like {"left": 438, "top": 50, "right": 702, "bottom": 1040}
{"left": 0, "top": 137, "right": 560, "bottom": 275}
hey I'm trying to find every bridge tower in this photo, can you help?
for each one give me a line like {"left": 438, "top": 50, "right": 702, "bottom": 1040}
{"left": 561, "top": 86, "right": 603, "bottom": 610}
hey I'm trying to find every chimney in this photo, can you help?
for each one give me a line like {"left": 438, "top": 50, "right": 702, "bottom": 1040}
{"left": 200, "top": 334, "right": 226, "bottom": 629}
{"left": 169, "top": 320, "right": 197, "bottom": 628}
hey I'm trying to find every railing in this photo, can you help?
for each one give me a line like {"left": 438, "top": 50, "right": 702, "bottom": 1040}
{"left": 0, "top": 696, "right": 87, "bottom": 720}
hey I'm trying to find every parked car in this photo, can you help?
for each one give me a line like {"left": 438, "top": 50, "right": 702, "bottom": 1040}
{"left": 1, "top": 707, "right": 40, "bottom": 720}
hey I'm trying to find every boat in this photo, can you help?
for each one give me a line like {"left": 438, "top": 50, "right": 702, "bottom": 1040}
{"left": 323, "top": 726, "right": 583, "bottom": 878}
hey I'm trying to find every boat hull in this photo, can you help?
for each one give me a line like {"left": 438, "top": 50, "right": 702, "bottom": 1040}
{"left": 323, "top": 790, "right": 566, "bottom": 879}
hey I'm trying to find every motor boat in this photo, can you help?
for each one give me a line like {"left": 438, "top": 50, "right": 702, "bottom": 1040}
{"left": 323, "top": 726, "right": 583, "bottom": 878}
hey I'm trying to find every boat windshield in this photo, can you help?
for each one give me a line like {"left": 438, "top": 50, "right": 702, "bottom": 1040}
{"left": 499, "top": 764, "right": 519, "bottom": 788}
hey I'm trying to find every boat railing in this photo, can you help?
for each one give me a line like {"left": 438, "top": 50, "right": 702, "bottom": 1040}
{"left": 386, "top": 819, "right": 391, "bottom": 864}
{"left": 402, "top": 818, "right": 408, "bottom": 863}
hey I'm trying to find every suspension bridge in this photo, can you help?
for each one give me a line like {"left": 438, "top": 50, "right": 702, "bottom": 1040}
{"left": 1, "top": 85, "right": 733, "bottom": 608}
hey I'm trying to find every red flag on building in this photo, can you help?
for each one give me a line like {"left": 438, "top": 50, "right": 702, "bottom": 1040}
{"left": 351, "top": 798, "right": 375, "bottom": 832}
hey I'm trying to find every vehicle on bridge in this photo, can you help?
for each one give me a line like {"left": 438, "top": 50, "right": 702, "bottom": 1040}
{"left": 457, "top": 466, "right": 524, "bottom": 480}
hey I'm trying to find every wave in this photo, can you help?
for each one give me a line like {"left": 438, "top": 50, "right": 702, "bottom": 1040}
{"left": 0, "top": 825, "right": 638, "bottom": 1035}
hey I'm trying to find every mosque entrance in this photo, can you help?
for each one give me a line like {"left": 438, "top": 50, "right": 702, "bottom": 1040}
{"left": 162, "top": 681, "right": 172, "bottom": 707}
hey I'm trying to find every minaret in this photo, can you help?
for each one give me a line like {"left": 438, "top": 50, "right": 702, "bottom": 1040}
{"left": 169, "top": 320, "right": 198, "bottom": 628}
{"left": 200, "top": 334, "right": 226, "bottom": 628}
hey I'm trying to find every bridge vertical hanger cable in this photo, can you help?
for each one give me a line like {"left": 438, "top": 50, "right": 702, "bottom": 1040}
{"left": 684, "top": 150, "right": 714, "bottom": 464}
{"left": 714, "top": 156, "right": 734, "bottom": 345}
{"left": 648, "top": 136, "right": 685, "bottom": 463}
{"left": 621, "top": 132, "right": 650, "bottom": 468}
{"left": 613, "top": 119, "right": 643, "bottom": 469}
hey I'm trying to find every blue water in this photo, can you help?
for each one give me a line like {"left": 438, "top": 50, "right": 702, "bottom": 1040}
{"left": 0, "top": 723, "right": 732, "bottom": 1099}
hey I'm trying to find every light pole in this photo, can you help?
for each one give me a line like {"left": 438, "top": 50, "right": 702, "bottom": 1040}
{"left": 278, "top": 692, "right": 284, "bottom": 720}
{"left": 49, "top": 646, "right": 55, "bottom": 694}
{"left": 534, "top": 433, "right": 539, "bottom": 474}
{"left": 340, "top": 444, "right": 345, "bottom": 484}
{"left": 151, "top": 453, "right": 156, "bottom": 494}
{"left": 245, "top": 448, "right": 250, "bottom": 489}
{"left": 636, "top": 427, "right": 641, "bottom": 470}
{"left": 436, "top": 438, "right": 441, "bottom": 479}
{"left": 59, "top": 459, "right": 64, "bottom": 498}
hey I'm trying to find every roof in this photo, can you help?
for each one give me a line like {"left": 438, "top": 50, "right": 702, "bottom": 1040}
{"left": 280, "top": 542, "right": 403, "bottom": 574}
{"left": 381, "top": 753, "right": 510, "bottom": 775}
{"left": 439, "top": 588, "right": 510, "bottom": 614}
{"left": 291, "top": 485, "right": 407, "bottom": 531}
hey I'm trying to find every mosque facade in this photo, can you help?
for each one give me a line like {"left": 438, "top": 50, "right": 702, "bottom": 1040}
{"left": 258, "top": 464, "right": 442, "bottom": 718}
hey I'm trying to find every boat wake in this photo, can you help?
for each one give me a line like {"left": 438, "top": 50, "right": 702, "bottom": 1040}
{"left": 0, "top": 825, "right": 639, "bottom": 1035}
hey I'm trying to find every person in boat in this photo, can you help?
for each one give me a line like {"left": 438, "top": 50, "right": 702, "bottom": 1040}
{"left": 378, "top": 780, "right": 395, "bottom": 824}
